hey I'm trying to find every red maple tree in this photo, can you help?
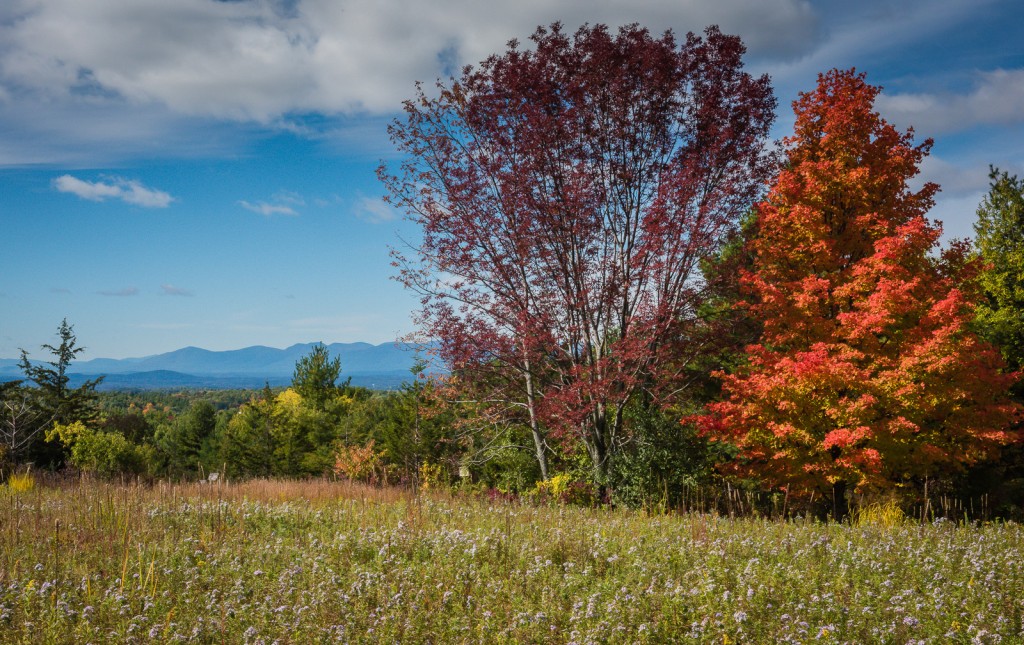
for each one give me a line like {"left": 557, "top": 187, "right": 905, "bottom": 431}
{"left": 696, "top": 69, "right": 1020, "bottom": 512}
{"left": 380, "top": 24, "right": 776, "bottom": 482}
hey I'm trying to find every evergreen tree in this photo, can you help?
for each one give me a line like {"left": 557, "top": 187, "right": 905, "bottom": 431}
{"left": 219, "top": 395, "right": 275, "bottom": 478}
{"left": 292, "top": 344, "right": 348, "bottom": 411}
{"left": 17, "top": 319, "right": 103, "bottom": 465}
{"left": 974, "top": 167, "right": 1024, "bottom": 374}
{"left": 159, "top": 400, "right": 216, "bottom": 476}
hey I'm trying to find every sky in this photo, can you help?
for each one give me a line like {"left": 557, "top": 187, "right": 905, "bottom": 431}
{"left": 1, "top": 0, "right": 1022, "bottom": 360}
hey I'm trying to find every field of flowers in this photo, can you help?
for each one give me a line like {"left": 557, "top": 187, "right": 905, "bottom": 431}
{"left": 1, "top": 479, "right": 1022, "bottom": 643}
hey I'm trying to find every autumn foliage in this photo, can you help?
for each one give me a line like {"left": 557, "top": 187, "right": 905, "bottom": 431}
{"left": 381, "top": 23, "right": 775, "bottom": 482}
{"left": 696, "top": 70, "right": 1020, "bottom": 500}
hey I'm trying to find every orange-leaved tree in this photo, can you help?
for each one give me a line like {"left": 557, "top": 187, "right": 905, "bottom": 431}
{"left": 695, "top": 69, "right": 1020, "bottom": 514}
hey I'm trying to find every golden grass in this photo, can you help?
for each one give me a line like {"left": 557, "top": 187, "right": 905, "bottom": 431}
{"left": 854, "top": 498, "right": 908, "bottom": 528}
{"left": 3, "top": 472, "right": 35, "bottom": 495}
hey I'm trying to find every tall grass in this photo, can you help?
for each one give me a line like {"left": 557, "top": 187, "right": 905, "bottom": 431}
{"left": 1, "top": 479, "right": 1021, "bottom": 642}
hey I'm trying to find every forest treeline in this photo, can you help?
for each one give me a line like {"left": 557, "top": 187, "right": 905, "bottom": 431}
{"left": 4, "top": 26, "right": 1024, "bottom": 520}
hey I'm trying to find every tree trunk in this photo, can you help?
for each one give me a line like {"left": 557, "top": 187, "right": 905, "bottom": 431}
{"left": 522, "top": 360, "right": 549, "bottom": 481}
{"left": 832, "top": 480, "right": 849, "bottom": 522}
{"left": 586, "top": 406, "right": 610, "bottom": 486}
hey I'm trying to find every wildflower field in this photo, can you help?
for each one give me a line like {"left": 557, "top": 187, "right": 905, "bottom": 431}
{"left": 1, "top": 480, "right": 1022, "bottom": 643}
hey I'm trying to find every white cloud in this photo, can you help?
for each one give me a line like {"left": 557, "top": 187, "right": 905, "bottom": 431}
{"left": 53, "top": 174, "right": 174, "bottom": 207}
{"left": 877, "top": 68, "right": 1024, "bottom": 136}
{"left": 239, "top": 200, "right": 299, "bottom": 217}
{"left": 120, "top": 180, "right": 175, "bottom": 207}
{"left": 354, "top": 195, "right": 397, "bottom": 224}
{"left": 53, "top": 174, "right": 121, "bottom": 201}
{"left": 0, "top": 0, "right": 819, "bottom": 125}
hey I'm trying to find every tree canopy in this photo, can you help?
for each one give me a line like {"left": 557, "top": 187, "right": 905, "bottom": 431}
{"left": 381, "top": 22, "right": 776, "bottom": 483}
{"left": 974, "top": 167, "right": 1024, "bottom": 374}
{"left": 291, "top": 343, "right": 347, "bottom": 410}
{"left": 695, "top": 69, "right": 1020, "bottom": 514}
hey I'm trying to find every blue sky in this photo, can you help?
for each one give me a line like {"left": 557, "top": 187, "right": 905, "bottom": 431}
{"left": 1, "top": 0, "right": 1022, "bottom": 359}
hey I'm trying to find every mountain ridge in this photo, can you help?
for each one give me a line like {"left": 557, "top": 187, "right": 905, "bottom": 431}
{"left": 0, "top": 341, "right": 435, "bottom": 390}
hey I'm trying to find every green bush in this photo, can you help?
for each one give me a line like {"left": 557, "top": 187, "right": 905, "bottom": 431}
{"left": 610, "top": 405, "right": 720, "bottom": 510}
{"left": 47, "top": 422, "right": 149, "bottom": 477}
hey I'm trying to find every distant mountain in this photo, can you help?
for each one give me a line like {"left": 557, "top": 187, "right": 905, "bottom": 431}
{"left": 65, "top": 370, "right": 412, "bottom": 392}
{"left": 0, "top": 342, "right": 438, "bottom": 391}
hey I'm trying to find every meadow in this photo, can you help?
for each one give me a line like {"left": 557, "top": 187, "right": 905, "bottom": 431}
{"left": 1, "top": 479, "right": 1022, "bottom": 644}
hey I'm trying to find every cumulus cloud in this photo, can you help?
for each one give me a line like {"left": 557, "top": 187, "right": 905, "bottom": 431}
{"left": 239, "top": 200, "right": 299, "bottom": 217}
{"left": 98, "top": 287, "right": 139, "bottom": 297}
{"left": 877, "top": 68, "right": 1024, "bottom": 136}
{"left": 0, "top": 0, "right": 819, "bottom": 125}
{"left": 53, "top": 174, "right": 174, "bottom": 207}
{"left": 160, "top": 284, "right": 194, "bottom": 297}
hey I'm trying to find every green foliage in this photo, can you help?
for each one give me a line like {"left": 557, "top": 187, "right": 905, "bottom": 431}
{"left": 291, "top": 343, "right": 347, "bottom": 410}
{"left": 218, "top": 394, "right": 276, "bottom": 479}
{"left": 336, "top": 373, "right": 458, "bottom": 483}
{"left": 97, "top": 389, "right": 257, "bottom": 416}
{"left": 974, "top": 166, "right": 1024, "bottom": 373}
{"left": 156, "top": 400, "right": 217, "bottom": 476}
{"left": 47, "top": 421, "right": 149, "bottom": 477}
{"left": 469, "top": 427, "right": 543, "bottom": 493}
{"left": 97, "top": 412, "right": 153, "bottom": 444}
{"left": 690, "top": 209, "right": 764, "bottom": 401}
{"left": 610, "top": 405, "right": 721, "bottom": 510}
{"left": 18, "top": 319, "right": 103, "bottom": 426}
{"left": 16, "top": 319, "right": 104, "bottom": 465}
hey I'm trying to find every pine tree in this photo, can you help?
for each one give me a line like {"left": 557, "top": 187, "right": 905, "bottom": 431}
{"left": 974, "top": 167, "right": 1024, "bottom": 374}
{"left": 17, "top": 319, "right": 103, "bottom": 465}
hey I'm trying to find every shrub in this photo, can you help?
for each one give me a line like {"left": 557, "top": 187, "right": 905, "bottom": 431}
{"left": 530, "top": 474, "right": 599, "bottom": 506}
{"left": 333, "top": 440, "right": 386, "bottom": 484}
{"left": 532, "top": 473, "right": 572, "bottom": 503}
{"left": 418, "top": 461, "right": 447, "bottom": 492}
{"left": 560, "top": 481, "right": 601, "bottom": 507}
{"left": 47, "top": 421, "right": 148, "bottom": 477}
{"left": 610, "top": 406, "right": 719, "bottom": 510}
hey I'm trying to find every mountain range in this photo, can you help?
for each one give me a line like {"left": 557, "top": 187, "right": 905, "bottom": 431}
{"left": 0, "top": 342, "right": 432, "bottom": 391}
